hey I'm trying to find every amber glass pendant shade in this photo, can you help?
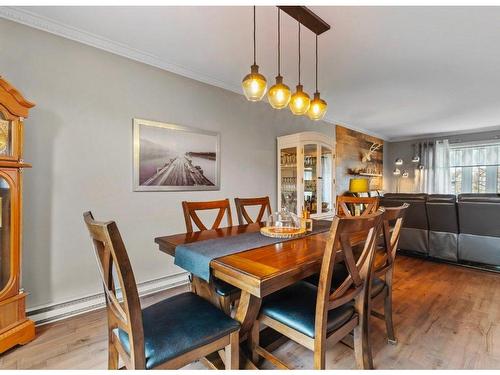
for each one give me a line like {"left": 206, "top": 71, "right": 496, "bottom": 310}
{"left": 289, "top": 84, "right": 310, "bottom": 115}
{"left": 268, "top": 75, "right": 291, "bottom": 109}
{"left": 242, "top": 7, "right": 267, "bottom": 102}
{"left": 242, "top": 64, "right": 267, "bottom": 101}
{"left": 307, "top": 92, "right": 328, "bottom": 120}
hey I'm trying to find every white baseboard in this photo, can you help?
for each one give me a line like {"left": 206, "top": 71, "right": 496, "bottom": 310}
{"left": 27, "top": 272, "right": 189, "bottom": 326}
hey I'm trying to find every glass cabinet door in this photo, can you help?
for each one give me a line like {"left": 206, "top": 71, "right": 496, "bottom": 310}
{"left": 303, "top": 144, "right": 318, "bottom": 215}
{"left": 280, "top": 147, "right": 298, "bottom": 214}
{"left": 320, "top": 145, "right": 334, "bottom": 215}
{"left": 0, "top": 176, "right": 11, "bottom": 293}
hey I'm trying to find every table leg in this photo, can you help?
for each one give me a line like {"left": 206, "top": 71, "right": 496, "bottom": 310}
{"left": 231, "top": 290, "right": 262, "bottom": 369}
{"left": 235, "top": 290, "right": 262, "bottom": 335}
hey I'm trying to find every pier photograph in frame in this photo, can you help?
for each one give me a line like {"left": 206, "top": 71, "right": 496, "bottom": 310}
{"left": 133, "top": 118, "right": 220, "bottom": 191}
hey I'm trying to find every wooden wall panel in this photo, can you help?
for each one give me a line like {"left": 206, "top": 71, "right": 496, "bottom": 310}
{"left": 335, "top": 125, "right": 384, "bottom": 194}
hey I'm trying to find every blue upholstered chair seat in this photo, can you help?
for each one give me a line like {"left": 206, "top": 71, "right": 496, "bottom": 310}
{"left": 117, "top": 292, "right": 240, "bottom": 369}
{"left": 213, "top": 277, "right": 240, "bottom": 297}
{"left": 261, "top": 281, "right": 355, "bottom": 339}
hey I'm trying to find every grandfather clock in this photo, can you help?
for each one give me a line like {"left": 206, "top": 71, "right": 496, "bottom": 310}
{"left": 0, "top": 76, "right": 35, "bottom": 353}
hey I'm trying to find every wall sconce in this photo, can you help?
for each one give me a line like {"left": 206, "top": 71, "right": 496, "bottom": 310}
{"left": 395, "top": 158, "right": 403, "bottom": 165}
{"left": 402, "top": 170, "right": 409, "bottom": 178}
{"left": 412, "top": 143, "right": 420, "bottom": 163}
{"left": 393, "top": 168, "right": 401, "bottom": 176}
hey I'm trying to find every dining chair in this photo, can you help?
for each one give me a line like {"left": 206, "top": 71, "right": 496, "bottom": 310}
{"left": 182, "top": 199, "right": 233, "bottom": 232}
{"left": 234, "top": 196, "right": 272, "bottom": 225}
{"left": 181, "top": 199, "right": 239, "bottom": 314}
{"left": 249, "top": 210, "right": 384, "bottom": 369}
{"left": 302, "top": 196, "right": 380, "bottom": 290}
{"left": 336, "top": 196, "right": 379, "bottom": 217}
{"left": 83, "top": 211, "right": 240, "bottom": 369}
{"left": 365, "top": 204, "right": 408, "bottom": 367}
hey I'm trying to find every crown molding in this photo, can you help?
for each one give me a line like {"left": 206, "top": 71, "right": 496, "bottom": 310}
{"left": 388, "top": 123, "right": 500, "bottom": 143}
{"left": 0, "top": 6, "right": 389, "bottom": 141}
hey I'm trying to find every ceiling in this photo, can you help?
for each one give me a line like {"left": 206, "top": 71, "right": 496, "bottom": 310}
{"left": 2, "top": 6, "right": 500, "bottom": 140}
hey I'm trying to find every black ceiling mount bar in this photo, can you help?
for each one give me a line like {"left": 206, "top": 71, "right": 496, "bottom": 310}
{"left": 277, "top": 6, "right": 331, "bottom": 35}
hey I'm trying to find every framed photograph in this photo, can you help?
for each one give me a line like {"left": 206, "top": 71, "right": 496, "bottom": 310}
{"left": 133, "top": 118, "right": 220, "bottom": 191}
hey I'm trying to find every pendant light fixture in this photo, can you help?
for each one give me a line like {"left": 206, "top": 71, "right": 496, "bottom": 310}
{"left": 242, "top": 6, "right": 267, "bottom": 101}
{"left": 289, "top": 21, "right": 310, "bottom": 115}
{"left": 308, "top": 34, "right": 328, "bottom": 120}
{"left": 268, "top": 9, "right": 291, "bottom": 109}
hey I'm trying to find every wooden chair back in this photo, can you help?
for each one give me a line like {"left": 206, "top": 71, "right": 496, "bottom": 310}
{"left": 83, "top": 211, "right": 145, "bottom": 369}
{"left": 182, "top": 199, "right": 233, "bottom": 232}
{"left": 374, "top": 204, "right": 409, "bottom": 278}
{"left": 314, "top": 209, "right": 384, "bottom": 340}
{"left": 234, "top": 196, "right": 272, "bottom": 225}
{"left": 336, "top": 196, "right": 379, "bottom": 217}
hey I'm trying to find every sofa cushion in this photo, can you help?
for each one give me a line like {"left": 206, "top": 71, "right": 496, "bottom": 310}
{"left": 381, "top": 194, "right": 429, "bottom": 230}
{"left": 458, "top": 194, "right": 500, "bottom": 237}
{"left": 426, "top": 194, "right": 459, "bottom": 233}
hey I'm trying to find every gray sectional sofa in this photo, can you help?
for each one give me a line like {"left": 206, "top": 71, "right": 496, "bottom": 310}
{"left": 380, "top": 193, "right": 500, "bottom": 271}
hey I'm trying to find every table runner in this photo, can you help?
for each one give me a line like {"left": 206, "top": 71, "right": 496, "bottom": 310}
{"left": 174, "top": 219, "right": 332, "bottom": 282}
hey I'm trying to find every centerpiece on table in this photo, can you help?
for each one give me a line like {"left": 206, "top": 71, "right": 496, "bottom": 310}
{"left": 260, "top": 208, "right": 306, "bottom": 238}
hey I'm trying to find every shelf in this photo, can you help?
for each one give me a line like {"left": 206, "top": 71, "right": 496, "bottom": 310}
{"left": 348, "top": 173, "right": 382, "bottom": 177}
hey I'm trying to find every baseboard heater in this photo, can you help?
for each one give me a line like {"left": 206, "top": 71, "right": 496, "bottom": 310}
{"left": 27, "top": 272, "right": 189, "bottom": 326}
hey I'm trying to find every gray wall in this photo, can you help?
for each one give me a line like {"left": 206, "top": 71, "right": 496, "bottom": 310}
{"left": 0, "top": 19, "right": 334, "bottom": 308}
{"left": 385, "top": 130, "right": 500, "bottom": 192}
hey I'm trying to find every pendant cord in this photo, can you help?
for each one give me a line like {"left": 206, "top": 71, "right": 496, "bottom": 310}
{"left": 253, "top": 6, "right": 256, "bottom": 65}
{"left": 277, "top": 9, "right": 281, "bottom": 76}
{"left": 315, "top": 34, "right": 318, "bottom": 93}
{"left": 298, "top": 21, "right": 301, "bottom": 85}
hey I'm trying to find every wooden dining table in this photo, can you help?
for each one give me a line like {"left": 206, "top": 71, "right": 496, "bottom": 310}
{"left": 154, "top": 220, "right": 372, "bottom": 368}
{"left": 157, "top": 222, "right": 338, "bottom": 330}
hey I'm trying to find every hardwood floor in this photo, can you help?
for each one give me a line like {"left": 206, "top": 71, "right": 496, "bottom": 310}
{"left": 1, "top": 255, "right": 499, "bottom": 370}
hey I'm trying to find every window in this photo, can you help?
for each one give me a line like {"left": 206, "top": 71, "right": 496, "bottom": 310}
{"left": 450, "top": 142, "right": 500, "bottom": 194}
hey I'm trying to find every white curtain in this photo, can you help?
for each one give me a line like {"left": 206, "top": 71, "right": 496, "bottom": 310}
{"left": 417, "top": 139, "right": 451, "bottom": 194}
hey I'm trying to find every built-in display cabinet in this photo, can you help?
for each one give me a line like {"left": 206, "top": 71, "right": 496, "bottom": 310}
{"left": 277, "top": 132, "right": 335, "bottom": 219}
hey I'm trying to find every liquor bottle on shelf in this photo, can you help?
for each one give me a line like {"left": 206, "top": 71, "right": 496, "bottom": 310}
{"left": 301, "top": 208, "right": 313, "bottom": 232}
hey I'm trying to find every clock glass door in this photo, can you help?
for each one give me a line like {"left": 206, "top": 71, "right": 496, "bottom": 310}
{"left": 0, "top": 176, "right": 11, "bottom": 294}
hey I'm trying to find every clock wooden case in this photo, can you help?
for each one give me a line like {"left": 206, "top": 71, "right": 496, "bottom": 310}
{"left": 0, "top": 76, "right": 35, "bottom": 353}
